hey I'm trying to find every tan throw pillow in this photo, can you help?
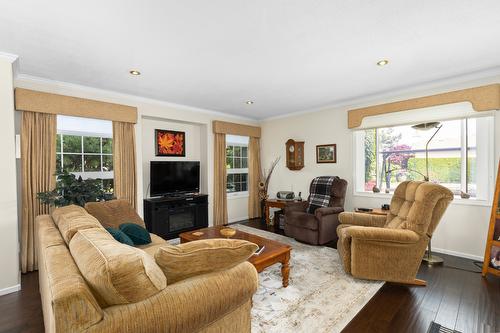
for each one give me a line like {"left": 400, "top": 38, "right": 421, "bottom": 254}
{"left": 51, "top": 205, "right": 88, "bottom": 226}
{"left": 69, "top": 228, "right": 166, "bottom": 307}
{"left": 155, "top": 239, "right": 258, "bottom": 284}
{"left": 85, "top": 199, "right": 145, "bottom": 229}
{"left": 54, "top": 206, "right": 104, "bottom": 245}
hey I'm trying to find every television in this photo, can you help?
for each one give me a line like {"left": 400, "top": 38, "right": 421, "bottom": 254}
{"left": 150, "top": 161, "right": 200, "bottom": 196}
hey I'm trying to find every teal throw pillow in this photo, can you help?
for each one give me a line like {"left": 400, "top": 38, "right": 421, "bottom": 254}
{"left": 105, "top": 227, "right": 134, "bottom": 246}
{"left": 119, "top": 223, "right": 152, "bottom": 245}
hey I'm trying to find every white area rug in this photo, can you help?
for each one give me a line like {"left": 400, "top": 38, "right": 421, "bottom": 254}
{"left": 232, "top": 224, "right": 384, "bottom": 333}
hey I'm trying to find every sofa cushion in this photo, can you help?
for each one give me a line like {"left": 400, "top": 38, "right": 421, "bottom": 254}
{"left": 51, "top": 205, "right": 88, "bottom": 226}
{"left": 69, "top": 228, "right": 166, "bottom": 306}
{"left": 85, "top": 199, "right": 145, "bottom": 229}
{"left": 137, "top": 233, "right": 170, "bottom": 257}
{"left": 155, "top": 239, "right": 258, "bottom": 284}
{"left": 119, "top": 223, "right": 151, "bottom": 245}
{"left": 52, "top": 205, "right": 104, "bottom": 245}
{"left": 105, "top": 227, "right": 134, "bottom": 246}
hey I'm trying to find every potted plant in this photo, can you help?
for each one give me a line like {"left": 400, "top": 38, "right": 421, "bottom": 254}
{"left": 37, "top": 171, "right": 114, "bottom": 207}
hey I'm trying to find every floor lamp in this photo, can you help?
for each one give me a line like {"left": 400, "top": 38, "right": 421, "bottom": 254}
{"left": 411, "top": 122, "right": 444, "bottom": 266}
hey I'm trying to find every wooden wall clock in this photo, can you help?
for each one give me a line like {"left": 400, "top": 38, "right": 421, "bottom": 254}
{"left": 285, "top": 139, "right": 304, "bottom": 170}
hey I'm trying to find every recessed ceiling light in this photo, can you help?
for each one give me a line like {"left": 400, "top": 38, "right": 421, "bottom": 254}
{"left": 129, "top": 70, "right": 141, "bottom": 75}
{"left": 245, "top": 100, "right": 254, "bottom": 105}
{"left": 377, "top": 59, "right": 389, "bottom": 66}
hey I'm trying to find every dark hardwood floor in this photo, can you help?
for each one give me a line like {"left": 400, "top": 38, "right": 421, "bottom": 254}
{"left": 240, "top": 218, "right": 500, "bottom": 333}
{"left": 0, "top": 218, "right": 498, "bottom": 333}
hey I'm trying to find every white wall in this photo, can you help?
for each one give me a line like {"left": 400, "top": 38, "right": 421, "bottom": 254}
{"left": 15, "top": 75, "right": 255, "bottom": 225}
{"left": 261, "top": 75, "right": 500, "bottom": 260}
{"left": 0, "top": 55, "right": 20, "bottom": 295}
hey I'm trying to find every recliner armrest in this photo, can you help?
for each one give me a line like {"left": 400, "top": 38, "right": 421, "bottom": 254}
{"left": 315, "top": 207, "right": 343, "bottom": 219}
{"left": 345, "top": 226, "right": 420, "bottom": 244}
{"left": 338, "top": 212, "right": 387, "bottom": 227}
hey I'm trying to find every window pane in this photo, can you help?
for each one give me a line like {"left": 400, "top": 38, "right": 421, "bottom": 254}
{"left": 241, "top": 157, "right": 248, "bottom": 168}
{"left": 234, "top": 146, "right": 241, "bottom": 157}
{"left": 63, "top": 154, "right": 82, "bottom": 172}
{"left": 234, "top": 174, "right": 240, "bottom": 182}
{"left": 241, "top": 173, "right": 247, "bottom": 182}
{"left": 84, "top": 155, "right": 101, "bottom": 172}
{"left": 84, "top": 136, "right": 101, "bottom": 153}
{"left": 363, "top": 129, "right": 377, "bottom": 191}
{"left": 241, "top": 181, "right": 247, "bottom": 191}
{"left": 235, "top": 182, "right": 241, "bottom": 192}
{"left": 62, "top": 135, "right": 82, "bottom": 153}
{"left": 227, "top": 174, "right": 235, "bottom": 192}
{"left": 102, "top": 138, "right": 113, "bottom": 154}
{"left": 56, "top": 154, "right": 62, "bottom": 173}
{"left": 226, "top": 146, "right": 233, "bottom": 157}
{"left": 102, "top": 155, "right": 113, "bottom": 171}
{"left": 56, "top": 134, "right": 61, "bottom": 153}
{"left": 234, "top": 157, "right": 241, "bottom": 168}
{"left": 241, "top": 147, "right": 248, "bottom": 157}
{"left": 226, "top": 157, "right": 233, "bottom": 169}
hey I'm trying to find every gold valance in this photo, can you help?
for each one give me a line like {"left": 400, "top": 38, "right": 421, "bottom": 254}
{"left": 212, "top": 120, "right": 261, "bottom": 138}
{"left": 347, "top": 84, "right": 500, "bottom": 129}
{"left": 15, "top": 88, "right": 137, "bottom": 124}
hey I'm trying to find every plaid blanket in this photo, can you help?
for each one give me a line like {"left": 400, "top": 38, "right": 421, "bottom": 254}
{"left": 307, "top": 176, "right": 338, "bottom": 214}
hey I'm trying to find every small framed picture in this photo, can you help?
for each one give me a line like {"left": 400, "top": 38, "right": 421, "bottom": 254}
{"left": 316, "top": 144, "right": 337, "bottom": 163}
{"left": 155, "top": 129, "right": 186, "bottom": 156}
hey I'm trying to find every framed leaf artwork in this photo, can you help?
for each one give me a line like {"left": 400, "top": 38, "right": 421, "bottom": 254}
{"left": 155, "top": 129, "right": 186, "bottom": 156}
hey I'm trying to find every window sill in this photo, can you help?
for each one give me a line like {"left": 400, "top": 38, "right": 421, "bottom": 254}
{"left": 227, "top": 192, "right": 249, "bottom": 200}
{"left": 353, "top": 191, "right": 491, "bottom": 207}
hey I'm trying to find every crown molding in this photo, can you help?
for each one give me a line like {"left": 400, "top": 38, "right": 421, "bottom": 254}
{"left": 261, "top": 66, "right": 500, "bottom": 122}
{"left": 0, "top": 52, "right": 19, "bottom": 63}
{"left": 14, "top": 74, "right": 258, "bottom": 123}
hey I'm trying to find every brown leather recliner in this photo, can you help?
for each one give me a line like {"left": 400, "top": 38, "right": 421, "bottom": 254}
{"left": 337, "top": 181, "right": 453, "bottom": 285}
{"left": 284, "top": 177, "right": 348, "bottom": 245}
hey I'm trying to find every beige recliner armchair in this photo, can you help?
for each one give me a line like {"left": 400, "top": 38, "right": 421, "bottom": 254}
{"left": 337, "top": 181, "right": 453, "bottom": 285}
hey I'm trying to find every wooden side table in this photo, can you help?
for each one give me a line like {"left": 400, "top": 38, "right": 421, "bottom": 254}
{"left": 264, "top": 199, "right": 301, "bottom": 226}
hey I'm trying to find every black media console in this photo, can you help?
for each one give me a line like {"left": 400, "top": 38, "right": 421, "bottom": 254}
{"left": 143, "top": 194, "right": 208, "bottom": 240}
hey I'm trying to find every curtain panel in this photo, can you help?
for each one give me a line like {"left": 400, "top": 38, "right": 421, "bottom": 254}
{"left": 248, "top": 137, "right": 262, "bottom": 218}
{"left": 21, "top": 111, "right": 57, "bottom": 273}
{"left": 113, "top": 121, "right": 137, "bottom": 210}
{"left": 213, "top": 133, "right": 228, "bottom": 225}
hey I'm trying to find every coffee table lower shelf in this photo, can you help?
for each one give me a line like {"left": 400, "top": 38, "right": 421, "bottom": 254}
{"left": 179, "top": 226, "right": 292, "bottom": 287}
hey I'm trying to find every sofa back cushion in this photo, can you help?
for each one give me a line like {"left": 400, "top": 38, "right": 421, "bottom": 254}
{"left": 85, "top": 199, "right": 145, "bottom": 229}
{"left": 69, "top": 228, "right": 166, "bottom": 307}
{"left": 51, "top": 205, "right": 104, "bottom": 245}
{"left": 155, "top": 239, "right": 258, "bottom": 284}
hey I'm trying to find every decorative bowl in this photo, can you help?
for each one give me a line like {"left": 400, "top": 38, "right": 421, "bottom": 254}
{"left": 220, "top": 228, "right": 236, "bottom": 238}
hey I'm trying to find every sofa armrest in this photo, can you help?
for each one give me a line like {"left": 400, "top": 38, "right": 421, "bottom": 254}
{"left": 338, "top": 212, "right": 387, "bottom": 227}
{"left": 345, "top": 226, "right": 420, "bottom": 244}
{"left": 285, "top": 201, "right": 309, "bottom": 213}
{"left": 90, "top": 262, "right": 258, "bottom": 333}
{"left": 315, "top": 207, "right": 343, "bottom": 219}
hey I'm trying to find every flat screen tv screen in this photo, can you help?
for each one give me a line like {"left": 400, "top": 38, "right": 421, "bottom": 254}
{"left": 150, "top": 161, "right": 200, "bottom": 196}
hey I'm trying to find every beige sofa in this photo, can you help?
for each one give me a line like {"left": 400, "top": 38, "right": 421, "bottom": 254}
{"left": 37, "top": 203, "right": 259, "bottom": 333}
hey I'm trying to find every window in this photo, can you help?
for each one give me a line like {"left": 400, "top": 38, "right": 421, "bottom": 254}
{"left": 355, "top": 116, "right": 493, "bottom": 200}
{"left": 226, "top": 135, "right": 249, "bottom": 195}
{"left": 56, "top": 116, "right": 114, "bottom": 191}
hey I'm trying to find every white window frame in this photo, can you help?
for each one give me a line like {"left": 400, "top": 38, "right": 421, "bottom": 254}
{"left": 57, "top": 130, "right": 114, "bottom": 181}
{"left": 353, "top": 116, "right": 495, "bottom": 206}
{"left": 226, "top": 136, "right": 249, "bottom": 198}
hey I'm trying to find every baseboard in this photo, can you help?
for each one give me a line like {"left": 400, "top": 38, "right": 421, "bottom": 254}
{"left": 0, "top": 284, "right": 21, "bottom": 296}
{"left": 431, "top": 247, "right": 483, "bottom": 261}
{"left": 228, "top": 216, "right": 249, "bottom": 224}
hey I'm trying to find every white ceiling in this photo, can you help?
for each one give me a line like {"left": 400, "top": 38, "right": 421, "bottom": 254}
{"left": 1, "top": 1, "right": 500, "bottom": 119}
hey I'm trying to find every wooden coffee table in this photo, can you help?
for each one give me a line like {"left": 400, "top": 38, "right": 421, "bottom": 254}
{"left": 179, "top": 225, "right": 292, "bottom": 287}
